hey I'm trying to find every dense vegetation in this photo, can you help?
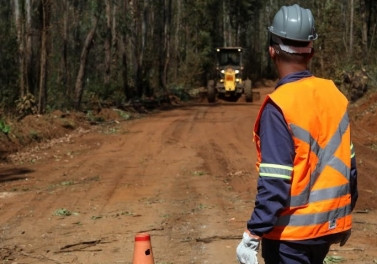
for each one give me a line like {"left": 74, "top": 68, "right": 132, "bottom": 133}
{"left": 0, "top": 0, "right": 376, "bottom": 115}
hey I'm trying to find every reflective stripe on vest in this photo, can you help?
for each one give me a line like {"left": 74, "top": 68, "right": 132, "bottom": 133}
{"left": 259, "top": 163, "right": 293, "bottom": 180}
{"left": 289, "top": 111, "right": 350, "bottom": 207}
{"left": 277, "top": 204, "right": 352, "bottom": 226}
{"left": 351, "top": 143, "right": 356, "bottom": 158}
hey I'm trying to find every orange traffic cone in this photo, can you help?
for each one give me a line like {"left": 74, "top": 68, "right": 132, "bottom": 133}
{"left": 132, "top": 232, "right": 155, "bottom": 264}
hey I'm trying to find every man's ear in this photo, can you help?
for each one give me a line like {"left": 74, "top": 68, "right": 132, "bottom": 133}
{"left": 269, "top": 46, "right": 276, "bottom": 59}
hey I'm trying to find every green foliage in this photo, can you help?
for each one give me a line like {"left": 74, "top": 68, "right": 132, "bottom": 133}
{"left": 114, "top": 109, "right": 132, "bottom": 120}
{"left": 324, "top": 256, "right": 345, "bottom": 263}
{"left": 54, "top": 208, "right": 72, "bottom": 217}
{"left": 168, "top": 84, "right": 191, "bottom": 102}
{"left": 176, "top": 49, "right": 204, "bottom": 88}
{"left": 0, "top": 119, "right": 10, "bottom": 134}
{"left": 85, "top": 110, "right": 104, "bottom": 123}
{"left": 364, "top": 64, "right": 377, "bottom": 88}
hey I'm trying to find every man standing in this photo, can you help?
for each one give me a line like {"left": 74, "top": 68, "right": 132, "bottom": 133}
{"left": 236, "top": 4, "right": 358, "bottom": 264}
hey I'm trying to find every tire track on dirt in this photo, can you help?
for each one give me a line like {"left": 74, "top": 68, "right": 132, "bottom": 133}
{"left": 0, "top": 103, "right": 260, "bottom": 264}
{"left": 0, "top": 123, "right": 172, "bottom": 262}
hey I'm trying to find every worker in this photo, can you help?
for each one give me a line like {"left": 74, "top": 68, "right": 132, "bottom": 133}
{"left": 236, "top": 4, "right": 358, "bottom": 264}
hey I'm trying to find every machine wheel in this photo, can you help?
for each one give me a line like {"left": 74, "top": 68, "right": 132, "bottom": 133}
{"left": 244, "top": 79, "right": 253, "bottom": 102}
{"left": 207, "top": 80, "right": 216, "bottom": 103}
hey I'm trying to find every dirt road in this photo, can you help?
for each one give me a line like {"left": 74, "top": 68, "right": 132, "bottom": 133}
{"left": 0, "top": 87, "right": 376, "bottom": 264}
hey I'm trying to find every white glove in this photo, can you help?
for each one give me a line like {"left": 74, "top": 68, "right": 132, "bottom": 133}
{"left": 236, "top": 232, "right": 260, "bottom": 264}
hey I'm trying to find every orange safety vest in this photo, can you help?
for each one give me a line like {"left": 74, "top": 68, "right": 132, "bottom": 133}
{"left": 254, "top": 76, "right": 353, "bottom": 240}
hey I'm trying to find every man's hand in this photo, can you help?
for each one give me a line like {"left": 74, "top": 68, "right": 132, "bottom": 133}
{"left": 236, "top": 231, "right": 260, "bottom": 264}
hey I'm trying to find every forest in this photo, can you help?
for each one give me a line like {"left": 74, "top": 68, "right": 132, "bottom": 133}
{"left": 0, "top": 0, "right": 376, "bottom": 115}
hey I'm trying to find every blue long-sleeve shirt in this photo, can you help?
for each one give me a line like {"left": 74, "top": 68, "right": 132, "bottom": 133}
{"left": 247, "top": 71, "right": 358, "bottom": 243}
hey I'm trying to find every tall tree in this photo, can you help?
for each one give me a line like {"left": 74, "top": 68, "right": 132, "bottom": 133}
{"left": 13, "top": 0, "right": 26, "bottom": 97}
{"left": 119, "top": 0, "right": 131, "bottom": 100}
{"left": 162, "top": 0, "right": 171, "bottom": 89}
{"left": 73, "top": 10, "right": 99, "bottom": 109}
{"left": 38, "top": 0, "right": 50, "bottom": 114}
{"left": 360, "top": 0, "right": 368, "bottom": 60}
{"left": 61, "top": 0, "right": 69, "bottom": 95}
{"left": 104, "top": 0, "right": 112, "bottom": 92}
{"left": 25, "top": 0, "right": 32, "bottom": 95}
{"left": 129, "top": 0, "right": 150, "bottom": 97}
{"left": 350, "top": 0, "right": 354, "bottom": 58}
{"left": 0, "top": 2, "right": 18, "bottom": 107}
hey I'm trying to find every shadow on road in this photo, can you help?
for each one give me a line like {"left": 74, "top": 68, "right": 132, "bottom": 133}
{"left": 0, "top": 168, "right": 34, "bottom": 183}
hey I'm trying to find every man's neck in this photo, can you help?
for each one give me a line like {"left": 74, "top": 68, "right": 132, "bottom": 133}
{"left": 277, "top": 62, "right": 308, "bottom": 79}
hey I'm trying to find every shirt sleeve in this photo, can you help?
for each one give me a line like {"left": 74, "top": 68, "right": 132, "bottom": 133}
{"left": 247, "top": 99, "right": 295, "bottom": 237}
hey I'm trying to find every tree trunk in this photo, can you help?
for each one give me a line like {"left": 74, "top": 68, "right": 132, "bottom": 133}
{"left": 173, "top": 0, "right": 181, "bottom": 80}
{"left": 222, "top": 0, "right": 226, "bottom": 46}
{"left": 104, "top": 0, "right": 112, "bottom": 91}
{"left": 38, "top": 0, "right": 50, "bottom": 114}
{"left": 130, "top": 0, "right": 147, "bottom": 98}
{"left": 112, "top": 3, "right": 117, "bottom": 49}
{"left": 349, "top": 0, "right": 354, "bottom": 58}
{"left": 25, "top": 0, "right": 32, "bottom": 95}
{"left": 119, "top": 35, "right": 130, "bottom": 99}
{"left": 62, "top": 0, "right": 69, "bottom": 95}
{"left": 129, "top": 0, "right": 138, "bottom": 97}
{"left": 120, "top": 0, "right": 131, "bottom": 99}
{"left": 361, "top": 0, "right": 368, "bottom": 59}
{"left": 138, "top": 0, "right": 148, "bottom": 96}
{"left": 14, "top": 0, "right": 26, "bottom": 97}
{"left": 73, "top": 15, "right": 99, "bottom": 110}
{"left": 162, "top": 0, "right": 171, "bottom": 90}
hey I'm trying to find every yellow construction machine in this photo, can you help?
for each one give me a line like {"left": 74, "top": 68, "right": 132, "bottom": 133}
{"left": 207, "top": 47, "right": 252, "bottom": 103}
